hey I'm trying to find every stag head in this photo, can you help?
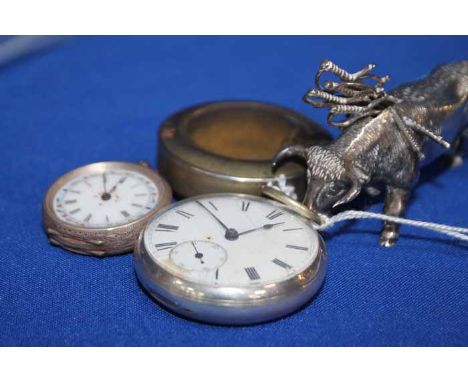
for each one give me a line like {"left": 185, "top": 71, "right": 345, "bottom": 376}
{"left": 273, "top": 145, "right": 369, "bottom": 214}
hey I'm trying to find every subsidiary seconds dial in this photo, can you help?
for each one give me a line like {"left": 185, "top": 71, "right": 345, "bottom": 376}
{"left": 135, "top": 193, "right": 327, "bottom": 324}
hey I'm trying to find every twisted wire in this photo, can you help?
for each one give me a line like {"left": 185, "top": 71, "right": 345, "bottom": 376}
{"left": 303, "top": 60, "right": 451, "bottom": 153}
{"left": 305, "top": 60, "right": 396, "bottom": 129}
{"left": 304, "top": 89, "right": 365, "bottom": 107}
{"left": 401, "top": 115, "right": 451, "bottom": 149}
{"left": 391, "top": 110, "right": 426, "bottom": 159}
{"left": 324, "top": 81, "right": 376, "bottom": 97}
{"left": 315, "top": 60, "right": 376, "bottom": 89}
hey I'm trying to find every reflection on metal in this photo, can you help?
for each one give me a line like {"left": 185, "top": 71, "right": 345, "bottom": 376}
{"left": 158, "top": 101, "right": 331, "bottom": 198}
{"left": 274, "top": 60, "right": 468, "bottom": 247}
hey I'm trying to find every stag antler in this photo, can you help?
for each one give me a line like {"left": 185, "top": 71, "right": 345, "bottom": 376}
{"left": 303, "top": 60, "right": 397, "bottom": 128}
{"left": 303, "top": 60, "right": 451, "bottom": 152}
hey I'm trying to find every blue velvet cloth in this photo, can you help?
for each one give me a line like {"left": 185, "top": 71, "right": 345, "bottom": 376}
{"left": 0, "top": 36, "right": 467, "bottom": 346}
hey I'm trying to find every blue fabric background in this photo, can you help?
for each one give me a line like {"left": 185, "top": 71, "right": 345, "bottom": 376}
{"left": 0, "top": 36, "right": 467, "bottom": 346}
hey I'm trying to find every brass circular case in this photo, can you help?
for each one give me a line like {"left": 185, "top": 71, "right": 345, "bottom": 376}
{"left": 158, "top": 101, "right": 331, "bottom": 198}
{"left": 43, "top": 161, "right": 172, "bottom": 257}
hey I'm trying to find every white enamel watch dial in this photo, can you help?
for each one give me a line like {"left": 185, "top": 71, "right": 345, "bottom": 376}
{"left": 43, "top": 161, "right": 172, "bottom": 256}
{"left": 53, "top": 170, "right": 158, "bottom": 228}
{"left": 134, "top": 193, "right": 327, "bottom": 325}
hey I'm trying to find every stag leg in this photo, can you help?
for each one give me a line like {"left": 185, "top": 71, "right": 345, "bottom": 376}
{"left": 303, "top": 177, "right": 315, "bottom": 210}
{"left": 380, "top": 186, "right": 410, "bottom": 247}
{"left": 450, "top": 127, "right": 467, "bottom": 168}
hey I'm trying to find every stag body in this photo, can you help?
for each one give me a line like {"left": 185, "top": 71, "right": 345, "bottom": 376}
{"left": 274, "top": 61, "right": 468, "bottom": 247}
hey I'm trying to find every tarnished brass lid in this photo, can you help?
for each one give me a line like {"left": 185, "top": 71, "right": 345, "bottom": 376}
{"left": 158, "top": 101, "right": 331, "bottom": 198}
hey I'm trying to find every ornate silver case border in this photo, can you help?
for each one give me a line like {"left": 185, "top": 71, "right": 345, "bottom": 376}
{"left": 134, "top": 193, "right": 327, "bottom": 325}
{"left": 43, "top": 161, "right": 172, "bottom": 257}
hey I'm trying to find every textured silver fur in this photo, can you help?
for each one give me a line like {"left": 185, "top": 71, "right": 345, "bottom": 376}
{"left": 274, "top": 61, "right": 468, "bottom": 246}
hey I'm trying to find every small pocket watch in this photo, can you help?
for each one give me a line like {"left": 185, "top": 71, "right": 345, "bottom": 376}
{"left": 43, "top": 161, "right": 172, "bottom": 256}
{"left": 134, "top": 190, "right": 327, "bottom": 325}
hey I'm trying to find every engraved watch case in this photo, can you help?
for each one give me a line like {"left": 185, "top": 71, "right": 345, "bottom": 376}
{"left": 43, "top": 161, "right": 172, "bottom": 256}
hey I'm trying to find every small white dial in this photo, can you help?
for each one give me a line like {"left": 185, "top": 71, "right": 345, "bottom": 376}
{"left": 143, "top": 194, "right": 319, "bottom": 287}
{"left": 53, "top": 169, "right": 159, "bottom": 228}
{"left": 170, "top": 240, "right": 228, "bottom": 272}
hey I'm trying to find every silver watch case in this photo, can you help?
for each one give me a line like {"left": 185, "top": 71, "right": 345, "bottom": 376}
{"left": 134, "top": 193, "right": 327, "bottom": 325}
{"left": 43, "top": 161, "right": 172, "bottom": 257}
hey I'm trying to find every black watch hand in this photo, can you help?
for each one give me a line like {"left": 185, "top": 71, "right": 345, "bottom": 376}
{"left": 238, "top": 222, "right": 285, "bottom": 236}
{"left": 102, "top": 172, "right": 108, "bottom": 193}
{"left": 196, "top": 201, "right": 230, "bottom": 231}
{"left": 191, "top": 241, "right": 204, "bottom": 264}
{"left": 108, "top": 176, "right": 127, "bottom": 194}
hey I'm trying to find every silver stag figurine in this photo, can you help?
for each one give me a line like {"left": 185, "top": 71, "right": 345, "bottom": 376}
{"left": 273, "top": 60, "right": 468, "bottom": 247}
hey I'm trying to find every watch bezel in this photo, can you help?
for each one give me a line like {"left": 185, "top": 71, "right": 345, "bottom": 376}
{"left": 134, "top": 193, "right": 327, "bottom": 325}
{"left": 43, "top": 161, "right": 172, "bottom": 256}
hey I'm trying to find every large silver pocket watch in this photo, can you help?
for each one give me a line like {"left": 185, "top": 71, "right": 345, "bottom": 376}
{"left": 134, "top": 189, "right": 327, "bottom": 325}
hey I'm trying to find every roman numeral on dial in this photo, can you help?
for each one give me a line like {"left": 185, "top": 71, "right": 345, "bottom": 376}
{"left": 272, "top": 258, "right": 292, "bottom": 269}
{"left": 245, "top": 267, "right": 260, "bottom": 280}
{"left": 241, "top": 201, "right": 250, "bottom": 212}
{"left": 283, "top": 227, "right": 303, "bottom": 232}
{"left": 208, "top": 201, "right": 218, "bottom": 211}
{"left": 176, "top": 210, "right": 194, "bottom": 219}
{"left": 64, "top": 189, "right": 81, "bottom": 194}
{"left": 155, "top": 242, "right": 177, "bottom": 251}
{"left": 155, "top": 224, "right": 179, "bottom": 232}
{"left": 266, "top": 209, "right": 284, "bottom": 220}
{"left": 286, "top": 244, "right": 308, "bottom": 251}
